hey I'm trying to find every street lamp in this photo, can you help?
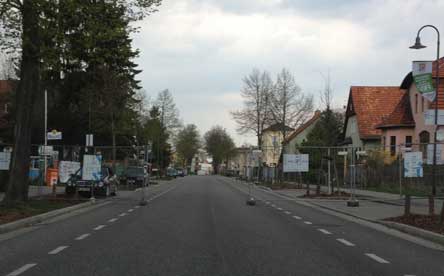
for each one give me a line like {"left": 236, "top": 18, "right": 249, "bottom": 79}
{"left": 410, "top": 25, "right": 440, "bottom": 196}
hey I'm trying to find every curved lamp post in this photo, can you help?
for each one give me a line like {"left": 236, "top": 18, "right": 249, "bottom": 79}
{"left": 410, "top": 25, "right": 440, "bottom": 196}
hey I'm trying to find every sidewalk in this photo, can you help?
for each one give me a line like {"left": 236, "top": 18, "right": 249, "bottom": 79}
{"left": 0, "top": 186, "right": 65, "bottom": 201}
{"left": 275, "top": 187, "right": 443, "bottom": 221}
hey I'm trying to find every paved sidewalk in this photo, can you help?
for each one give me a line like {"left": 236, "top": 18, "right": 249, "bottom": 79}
{"left": 0, "top": 186, "right": 65, "bottom": 201}
{"left": 275, "top": 187, "right": 444, "bottom": 221}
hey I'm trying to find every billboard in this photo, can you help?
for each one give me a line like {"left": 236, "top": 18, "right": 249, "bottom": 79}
{"left": 283, "top": 154, "right": 309, "bottom": 172}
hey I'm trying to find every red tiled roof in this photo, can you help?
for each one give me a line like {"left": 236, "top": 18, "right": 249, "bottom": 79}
{"left": 346, "top": 86, "right": 407, "bottom": 139}
{"left": 376, "top": 92, "right": 414, "bottom": 129}
{"left": 284, "top": 110, "right": 321, "bottom": 144}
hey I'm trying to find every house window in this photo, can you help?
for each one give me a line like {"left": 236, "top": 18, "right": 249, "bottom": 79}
{"left": 405, "top": 136, "right": 412, "bottom": 147}
{"left": 419, "top": 131, "right": 430, "bottom": 159}
{"left": 415, "top": 94, "right": 418, "bottom": 113}
{"left": 390, "top": 136, "right": 396, "bottom": 156}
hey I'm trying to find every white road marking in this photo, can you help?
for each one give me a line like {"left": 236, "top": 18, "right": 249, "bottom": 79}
{"left": 94, "top": 225, "right": 106, "bottom": 230}
{"left": 128, "top": 209, "right": 134, "bottom": 212}
{"left": 284, "top": 211, "right": 291, "bottom": 215}
{"left": 271, "top": 204, "right": 276, "bottom": 207}
{"left": 365, "top": 253, "right": 390, "bottom": 264}
{"left": 48, "top": 246, "right": 69, "bottom": 255}
{"left": 293, "top": 215, "right": 302, "bottom": 220}
{"left": 337, "top": 238, "right": 355, "bottom": 247}
{"left": 318, "top": 229, "right": 332, "bottom": 235}
{"left": 75, "top": 233, "right": 90, "bottom": 240}
{"left": 304, "top": 221, "right": 313, "bottom": 225}
{"left": 108, "top": 218, "right": 118, "bottom": 223}
{"left": 266, "top": 202, "right": 270, "bottom": 205}
{"left": 6, "top": 264, "right": 37, "bottom": 276}
{"left": 277, "top": 207, "right": 283, "bottom": 210}
{"left": 119, "top": 213, "right": 127, "bottom": 217}
{"left": 134, "top": 206, "right": 140, "bottom": 209}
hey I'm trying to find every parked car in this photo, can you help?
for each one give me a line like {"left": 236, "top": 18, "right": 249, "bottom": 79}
{"left": 176, "top": 168, "right": 185, "bottom": 177}
{"left": 65, "top": 166, "right": 119, "bottom": 197}
{"left": 125, "top": 166, "right": 149, "bottom": 186}
{"left": 166, "top": 167, "right": 177, "bottom": 178}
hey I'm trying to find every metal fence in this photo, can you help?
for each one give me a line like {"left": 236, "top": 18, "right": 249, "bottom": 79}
{"left": 237, "top": 143, "right": 444, "bottom": 197}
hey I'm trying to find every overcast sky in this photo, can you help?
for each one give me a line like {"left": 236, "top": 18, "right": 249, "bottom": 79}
{"left": 132, "top": 0, "right": 444, "bottom": 146}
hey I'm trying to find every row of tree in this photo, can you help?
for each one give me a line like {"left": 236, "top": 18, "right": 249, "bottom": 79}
{"left": 0, "top": 0, "right": 163, "bottom": 204}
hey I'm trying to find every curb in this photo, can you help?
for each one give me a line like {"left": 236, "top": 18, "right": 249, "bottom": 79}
{"left": 379, "top": 220, "right": 444, "bottom": 246}
{"left": 0, "top": 200, "right": 111, "bottom": 234}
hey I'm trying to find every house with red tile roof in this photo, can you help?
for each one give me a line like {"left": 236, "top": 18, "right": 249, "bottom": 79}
{"left": 260, "top": 123, "right": 294, "bottom": 166}
{"left": 283, "top": 110, "right": 321, "bottom": 154}
{"left": 344, "top": 57, "right": 444, "bottom": 158}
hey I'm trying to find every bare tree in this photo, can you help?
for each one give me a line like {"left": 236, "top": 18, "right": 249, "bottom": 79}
{"left": 0, "top": 55, "right": 16, "bottom": 80}
{"left": 319, "top": 69, "right": 332, "bottom": 111}
{"left": 270, "top": 68, "right": 313, "bottom": 140}
{"left": 155, "top": 89, "right": 181, "bottom": 133}
{"left": 231, "top": 69, "right": 272, "bottom": 149}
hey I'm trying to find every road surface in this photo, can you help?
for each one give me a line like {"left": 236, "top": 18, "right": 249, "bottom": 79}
{"left": 0, "top": 176, "right": 443, "bottom": 276}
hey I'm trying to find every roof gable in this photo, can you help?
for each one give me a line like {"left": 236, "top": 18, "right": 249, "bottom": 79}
{"left": 346, "top": 86, "right": 407, "bottom": 139}
{"left": 284, "top": 111, "right": 321, "bottom": 143}
{"left": 376, "top": 91, "right": 414, "bottom": 129}
{"left": 263, "top": 123, "right": 294, "bottom": 133}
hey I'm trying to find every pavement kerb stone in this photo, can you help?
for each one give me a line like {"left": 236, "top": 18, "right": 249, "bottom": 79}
{"left": 0, "top": 199, "right": 111, "bottom": 234}
{"left": 379, "top": 220, "right": 444, "bottom": 246}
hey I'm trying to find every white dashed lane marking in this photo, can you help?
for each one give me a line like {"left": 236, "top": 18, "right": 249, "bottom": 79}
{"left": 365, "top": 253, "right": 390, "bottom": 264}
{"left": 318, "top": 229, "right": 332, "bottom": 235}
{"left": 337, "top": 238, "right": 355, "bottom": 247}
{"left": 119, "top": 213, "right": 127, "bottom": 217}
{"left": 128, "top": 209, "right": 134, "bottom": 212}
{"left": 75, "top": 233, "right": 90, "bottom": 240}
{"left": 292, "top": 215, "right": 302, "bottom": 220}
{"left": 266, "top": 202, "right": 270, "bottom": 205}
{"left": 277, "top": 207, "right": 283, "bottom": 210}
{"left": 271, "top": 204, "right": 276, "bottom": 207}
{"left": 134, "top": 206, "right": 140, "bottom": 209}
{"left": 48, "top": 246, "right": 69, "bottom": 255}
{"left": 284, "top": 211, "right": 291, "bottom": 215}
{"left": 304, "top": 221, "right": 313, "bottom": 225}
{"left": 6, "top": 264, "right": 37, "bottom": 276}
{"left": 94, "top": 225, "right": 106, "bottom": 230}
{"left": 108, "top": 218, "right": 118, "bottom": 223}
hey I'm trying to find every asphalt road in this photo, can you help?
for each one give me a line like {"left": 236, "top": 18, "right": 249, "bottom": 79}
{"left": 0, "top": 176, "right": 443, "bottom": 276}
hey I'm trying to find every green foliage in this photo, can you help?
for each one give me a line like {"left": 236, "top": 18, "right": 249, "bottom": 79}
{"left": 175, "top": 124, "right": 200, "bottom": 167}
{"left": 204, "top": 126, "right": 235, "bottom": 172}
{"left": 301, "top": 109, "right": 344, "bottom": 147}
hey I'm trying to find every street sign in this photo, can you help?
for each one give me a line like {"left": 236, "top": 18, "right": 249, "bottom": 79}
{"left": 356, "top": 150, "right": 367, "bottom": 156}
{"left": 283, "top": 154, "right": 309, "bottom": 172}
{"left": 38, "top": 145, "right": 54, "bottom": 156}
{"left": 86, "top": 134, "right": 94, "bottom": 147}
{"left": 337, "top": 151, "right": 348, "bottom": 156}
{"left": 47, "top": 130, "right": 62, "bottom": 140}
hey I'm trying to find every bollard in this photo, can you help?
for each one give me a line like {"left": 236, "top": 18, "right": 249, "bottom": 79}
{"left": 404, "top": 195, "right": 411, "bottom": 217}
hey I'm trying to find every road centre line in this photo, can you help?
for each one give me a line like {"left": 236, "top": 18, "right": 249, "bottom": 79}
{"left": 365, "top": 253, "right": 390, "bottom": 264}
{"left": 304, "top": 221, "right": 313, "bottom": 225}
{"left": 337, "top": 238, "right": 355, "bottom": 247}
{"left": 119, "top": 213, "right": 127, "bottom": 217}
{"left": 75, "top": 233, "right": 90, "bottom": 240}
{"left": 108, "top": 218, "right": 118, "bottom": 223}
{"left": 48, "top": 246, "right": 69, "bottom": 255}
{"left": 6, "top": 264, "right": 37, "bottom": 276}
{"left": 94, "top": 225, "right": 106, "bottom": 230}
{"left": 284, "top": 211, "right": 291, "bottom": 215}
{"left": 293, "top": 215, "right": 302, "bottom": 220}
{"left": 277, "top": 207, "right": 283, "bottom": 210}
{"left": 128, "top": 209, "right": 134, "bottom": 212}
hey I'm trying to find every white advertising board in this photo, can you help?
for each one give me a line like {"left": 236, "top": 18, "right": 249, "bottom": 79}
{"left": 0, "top": 152, "right": 11, "bottom": 170}
{"left": 58, "top": 161, "right": 81, "bottom": 183}
{"left": 82, "top": 155, "right": 102, "bottom": 181}
{"left": 426, "top": 144, "right": 444, "bottom": 165}
{"left": 283, "top": 154, "right": 309, "bottom": 172}
{"left": 404, "top": 152, "right": 423, "bottom": 178}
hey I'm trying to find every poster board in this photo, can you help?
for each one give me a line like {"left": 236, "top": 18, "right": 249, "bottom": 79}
{"left": 82, "top": 155, "right": 102, "bottom": 181}
{"left": 283, "top": 154, "right": 309, "bottom": 172}
{"left": 0, "top": 152, "right": 11, "bottom": 171}
{"left": 404, "top": 152, "right": 423, "bottom": 178}
{"left": 59, "top": 161, "right": 81, "bottom": 183}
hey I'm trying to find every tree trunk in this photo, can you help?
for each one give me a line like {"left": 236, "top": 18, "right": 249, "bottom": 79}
{"left": 111, "top": 114, "right": 116, "bottom": 171}
{"left": 3, "top": 0, "right": 41, "bottom": 206}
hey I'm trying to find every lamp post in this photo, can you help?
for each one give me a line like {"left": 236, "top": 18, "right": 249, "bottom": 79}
{"left": 410, "top": 25, "right": 440, "bottom": 196}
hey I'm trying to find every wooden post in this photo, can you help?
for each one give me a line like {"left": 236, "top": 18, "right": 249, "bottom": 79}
{"left": 404, "top": 194, "right": 411, "bottom": 217}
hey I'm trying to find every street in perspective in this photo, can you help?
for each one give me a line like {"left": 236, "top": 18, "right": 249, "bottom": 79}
{"left": 0, "top": 1, "right": 444, "bottom": 276}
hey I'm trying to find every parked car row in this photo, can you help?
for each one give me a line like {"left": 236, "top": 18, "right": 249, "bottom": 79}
{"left": 65, "top": 165, "right": 149, "bottom": 198}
